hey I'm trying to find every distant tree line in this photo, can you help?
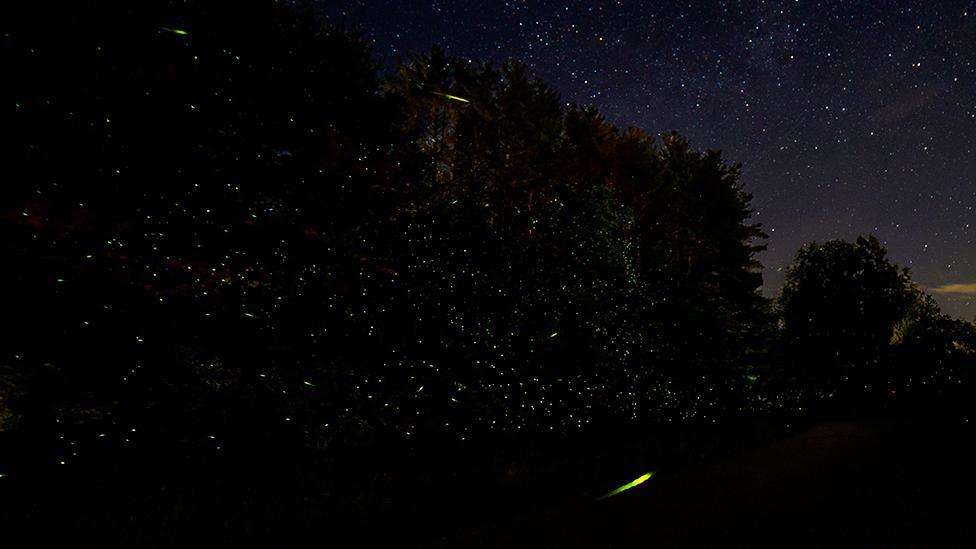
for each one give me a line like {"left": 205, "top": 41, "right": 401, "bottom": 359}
{"left": 2, "top": 0, "right": 973, "bottom": 470}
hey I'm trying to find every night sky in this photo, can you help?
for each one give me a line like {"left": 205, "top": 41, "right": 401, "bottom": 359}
{"left": 317, "top": 0, "right": 976, "bottom": 319}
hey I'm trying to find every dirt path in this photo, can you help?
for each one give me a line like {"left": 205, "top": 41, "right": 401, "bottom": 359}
{"left": 460, "top": 420, "right": 976, "bottom": 547}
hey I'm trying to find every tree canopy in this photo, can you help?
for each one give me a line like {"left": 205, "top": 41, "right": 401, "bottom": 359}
{"left": 778, "top": 235, "right": 976, "bottom": 409}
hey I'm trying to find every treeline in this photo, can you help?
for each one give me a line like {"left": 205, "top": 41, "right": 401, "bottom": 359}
{"left": 1, "top": 0, "right": 974, "bottom": 470}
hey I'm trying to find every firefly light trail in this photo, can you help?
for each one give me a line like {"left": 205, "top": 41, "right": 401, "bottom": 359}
{"left": 599, "top": 471, "right": 655, "bottom": 500}
{"left": 158, "top": 26, "right": 188, "bottom": 36}
{"left": 432, "top": 91, "right": 470, "bottom": 103}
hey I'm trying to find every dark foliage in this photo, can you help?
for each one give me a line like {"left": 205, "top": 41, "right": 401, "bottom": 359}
{"left": 1, "top": 0, "right": 770, "bottom": 461}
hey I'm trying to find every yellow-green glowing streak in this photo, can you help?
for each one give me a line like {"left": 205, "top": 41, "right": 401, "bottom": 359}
{"left": 159, "top": 26, "right": 189, "bottom": 36}
{"left": 599, "top": 472, "right": 655, "bottom": 500}
{"left": 432, "top": 91, "right": 470, "bottom": 103}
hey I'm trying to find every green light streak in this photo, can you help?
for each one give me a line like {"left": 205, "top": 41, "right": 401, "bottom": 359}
{"left": 432, "top": 91, "right": 470, "bottom": 103}
{"left": 159, "top": 26, "right": 189, "bottom": 36}
{"left": 549, "top": 331, "right": 559, "bottom": 339}
{"left": 303, "top": 380, "right": 316, "bottom": 387}
{"left": 599, "top": 471, "right": 655, "bottom": 500}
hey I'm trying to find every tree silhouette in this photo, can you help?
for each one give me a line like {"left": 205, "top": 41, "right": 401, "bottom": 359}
{"left": 778, "top": 236, "right": 915, "bottom": 406}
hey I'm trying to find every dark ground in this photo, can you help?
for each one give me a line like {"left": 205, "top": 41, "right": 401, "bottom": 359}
{"left": 456, "top": 419, "right": 976, "bottom": 547}
{"left": 3, "top": 418, "right": 973, "bottom": 547}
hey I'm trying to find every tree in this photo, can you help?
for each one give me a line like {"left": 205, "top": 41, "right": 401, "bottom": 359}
{"left": 778, "top": 236, "right": 915, "bottom": 405}
{"left": 890, "top": 290, "right": 976, "bottom": 410}
{"left": 572, "top": 125, "right": 770, "bottom": 418}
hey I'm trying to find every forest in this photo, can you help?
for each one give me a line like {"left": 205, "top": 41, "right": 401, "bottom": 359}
{"left": 3, "top": 0, "right": 976, "bottom": 545}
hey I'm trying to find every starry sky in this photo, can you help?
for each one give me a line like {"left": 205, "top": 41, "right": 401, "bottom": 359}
{"left": 316, "top": 0, "right": 976, "bottom": 319}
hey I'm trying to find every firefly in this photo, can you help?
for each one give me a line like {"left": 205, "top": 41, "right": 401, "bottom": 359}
{"left": 599, "top": 471, "right": 655, "bottom": 500}
{"left": 432, "top": 91, "right": 470, "bottom": 103}
{"left": 159, "top": 26, "right": 189, "bottom": 36}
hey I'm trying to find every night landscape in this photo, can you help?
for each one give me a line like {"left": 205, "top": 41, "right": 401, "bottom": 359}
{"left": 3, "top": 1, "right": 976, "bottom": 546}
